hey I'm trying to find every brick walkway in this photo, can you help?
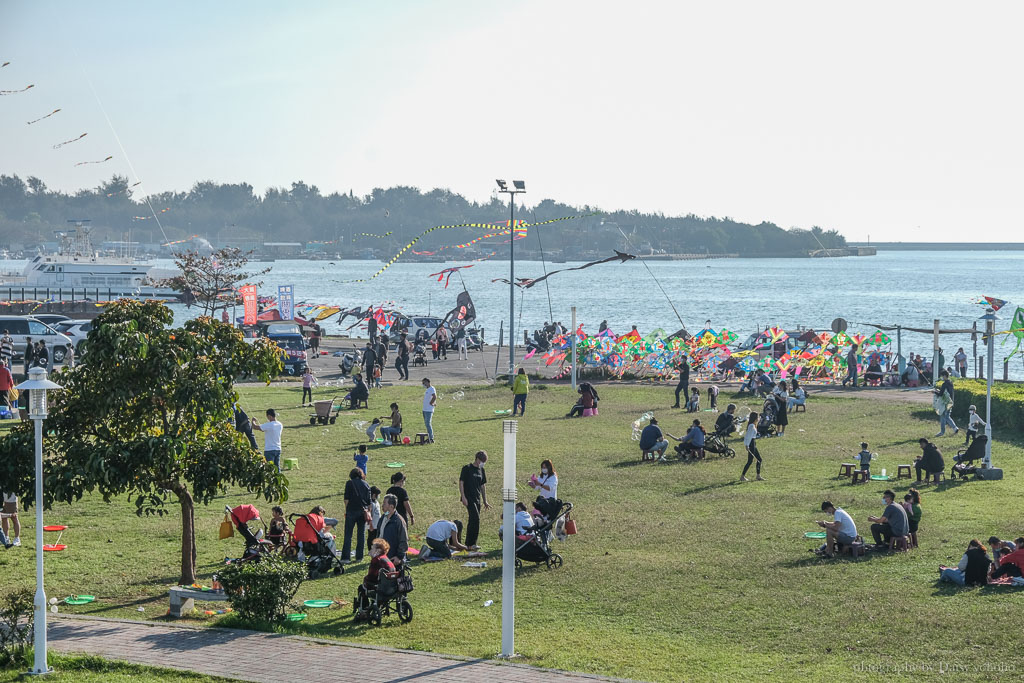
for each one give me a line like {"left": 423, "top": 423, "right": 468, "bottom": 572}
{"left": 50, "top": 615, "right": 628, "bottom": 683}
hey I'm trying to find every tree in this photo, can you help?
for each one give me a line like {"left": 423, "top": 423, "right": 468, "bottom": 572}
{"left": 160, "top": 247, "right": 271, "bottom": 317}
{"left": 0, "top": 300, "right": 286, "bottom": 585}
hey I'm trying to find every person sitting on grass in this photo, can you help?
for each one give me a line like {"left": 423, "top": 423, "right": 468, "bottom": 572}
{"left": 815, "top": 501, "right": 858, "bottom": 558}
{"left": 857, "top": 442, "right": 873, "bottom": 475}
{"left": 868, "top": 489, "right": 909, "bottom": 549}
{"left": 420, "top": 519, "right": 468, "bottom": 560}
{"left": 714, "top": 404, "right": 738, "bottom": 436}
{"left": 990, "top": 539, "right": 1024, "bottom": 580}
{"left": 988, "top": 536, "right": 1017, "bottom": 563}
{"left": 638, "top": 417, "right": 669, "bottom": 460}
{"left": 939, "top": 540, "right": 992, "bottom": 586}
{"left": 355, "top": 538, "right": 396, "bottom": 620}
{"left": 914, "top": 438, "right": 945, "bottom": 484}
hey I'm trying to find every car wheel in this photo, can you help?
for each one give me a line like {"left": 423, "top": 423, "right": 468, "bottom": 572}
{"left": 76, "top": 341, "right": 87, "bottom": 356}
{"left": 52, "top": 346, "right": 67, "bottom": 363}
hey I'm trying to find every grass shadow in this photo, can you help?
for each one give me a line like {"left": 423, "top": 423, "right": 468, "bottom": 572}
{"left": 674, "top": 480, "right": 744, "bottom": 497}
{"left": 776, "top": 548, "right": 907, "bottom": 569}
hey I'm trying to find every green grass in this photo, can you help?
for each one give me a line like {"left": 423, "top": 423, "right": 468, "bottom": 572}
{"left": 2, "top": 381, "right": 1023, "bottom": 682}
{"left": 0, "top": 653, "right": 235, "bottom": 681}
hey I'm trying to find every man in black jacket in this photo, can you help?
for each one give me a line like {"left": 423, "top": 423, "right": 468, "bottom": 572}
{"left": 714, "top": 404, "right": 738, "bottom": 436}
{"left": 233, "top": 406, "right": 259, "bottom": 450}
{"left": 672, "top": 355, "right": 690, "bottom": 408}
{"left": 377, "top": 494, "right": 408, "bottom": 564}
{"left": 362, "top": 342, "right": 377, "bottom": 390}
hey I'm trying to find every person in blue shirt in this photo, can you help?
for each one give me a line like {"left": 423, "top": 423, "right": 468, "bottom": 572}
{"left": 857, "top": 442, "right": 873, "bottom": 474}
{"left": 353, "top": 444, "right": 369, "bottom": 475}
{"left": 673, "top": 419, "right": 707, "bottom": 460}
{"left": 639, "top": 418, "right": 669, "bottom": 459}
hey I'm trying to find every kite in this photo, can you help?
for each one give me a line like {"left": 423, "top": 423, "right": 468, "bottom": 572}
{"left": 74, "top": 156, "right": 113, "bottom": 166}
{"left": 977, "top": 296, "right": 1008, "bottom": 312}
{"left": 53, "top": 133, "right": 87, "bottom": 149}
{"left": 133, "top": 207, "right": 170, "bottom": 220}
{"left": 492, "top": 250, "right": 635, "bottom": 289}
{"left": 160, "top": 234, "right": 199, "bottom": 247}
{"left": 27, "top": 108, "right": 61, "bottom": 124}
{"left": 429, "top": 265, "right": 474, "bottom": 289}
{"left": 0, "top": 84, "right": 33, "bottom": 95}
{"left": 1, "top": 62, "right": 9, "bottom": 68}
{"left": 353, "top": 232, "right": 393, "bottom": 241}
{"left": 336, "top": 213, "right": 594, "bottom": 283}
{"left": 439, "top": 290, "right": 476, "bottom": 338}
{"left": 1002, "top": 306, "right": 1024, "bottom": 362}
{"left": 107, "top": 181, "right": 141, "bottom": 197}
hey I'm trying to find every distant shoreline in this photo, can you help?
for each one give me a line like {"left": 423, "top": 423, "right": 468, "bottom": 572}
{"left": 849, "top": 242, "right": 1024, "bottom": 251}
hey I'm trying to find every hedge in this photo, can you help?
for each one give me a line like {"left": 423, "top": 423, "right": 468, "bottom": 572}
{"left": 952, "top": 379, "right": 1024, "bottom": 438}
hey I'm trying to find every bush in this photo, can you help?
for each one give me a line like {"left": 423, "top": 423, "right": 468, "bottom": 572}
{"left": 953, "top": 379, "right": 1024, "bottom": 437}
{"left": 218, "top": 555, "right": 306, "bottom": 624}
{"left": 0, "top": 588, "right": 34, "bottom": 667}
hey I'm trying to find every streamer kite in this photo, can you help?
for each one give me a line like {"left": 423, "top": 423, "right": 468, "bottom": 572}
{"left": 134, "top": 208, "right": 170, "bottom": 219}
{"left": 352, "top": 232, "right": 392, "bottom": 241}
{"left": 53, "top": 133, "right": 87, "bottom": 149}
{"left": 336, "top": 213, "right": 594, "bottom": 284}
{"left": 0, "top": 84, "right": 33, "bottom": 95}
{"left": 27, "top": 108, "right": 61, "bottom": 124}
{"left": 74, "top": 156, "right": 113, "bottom": 166}
{"left": 1002, "top": 306, "right": 1024, "bottom": 361}
{"left": 492, "top": 250, "right": 635, "bottom": 288}
{"left": 429, "top": 265, "right": 474, "bottom": 289}
{"left": 106, "top": 181, "right": 141, "bottom": 197}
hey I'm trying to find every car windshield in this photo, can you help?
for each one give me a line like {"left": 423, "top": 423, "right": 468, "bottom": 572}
{"left": 276, "top": 338, "right": 304, "bottom": 350}
{"left": 414, "top": 318, "right": 439, "bottom": 328}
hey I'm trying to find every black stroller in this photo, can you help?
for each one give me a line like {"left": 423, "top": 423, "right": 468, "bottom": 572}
{"left": 288, "top": 513, "right": 345, "bottom": 578}
{"left": 951, "top": 435, "right": 988, "bottom": 480}
{"left": 756, "top": 398, "right": 778, "bottom": 438}
{"left": 704, "top": 420, "right": 739, "bottom": 459}
{"left": 226, "top": 504, "right": 275, "bottom": 565}
{"left": 412, "top": 342, "right": 427, "bottom": 367}
{"left": 515, "top": 498, "right": 574, "bottom": 569}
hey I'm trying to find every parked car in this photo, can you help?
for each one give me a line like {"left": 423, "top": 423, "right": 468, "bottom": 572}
{"left": 54, "top": 319, "right": 93, "bottom": 355}
{"left": 0, "top": 315, "right": 74, "bottom": 364}
{"left": 33, "top": 314, "right": 72, "bottom": 328}
{"left": 392, "top": 315, "right": 448, "bottom": 344}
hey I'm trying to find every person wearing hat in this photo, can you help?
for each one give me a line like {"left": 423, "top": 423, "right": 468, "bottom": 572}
{"left": 965, "top": 404, "right": 986, "bottom": 447}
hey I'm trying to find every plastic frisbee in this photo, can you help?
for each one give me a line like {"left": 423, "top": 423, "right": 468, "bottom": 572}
{"left": 64, "top": 595, "right": 95, "bottom": 605}
{"left": 286, "top": 613, "right": 308, "bottom": 621}
{"left": 43, "top": 525, "right": 67, "bottom": 532}
{"left": 43, "top": 544, "right": 67, "bottom": 551}
{"left": 494, "top": 409, "right": 512, "bottom": 415}
{"left": 870, "top": 475, "right": 890, "bottom": 481}
{"left": 303, "top": 600, "right": 333, "bottom": 608}
{"left": 386, "top": 462, "right": 405, "bottom": 468}
{"left": 804, "top": 531, "right": 827, "bottom": 539}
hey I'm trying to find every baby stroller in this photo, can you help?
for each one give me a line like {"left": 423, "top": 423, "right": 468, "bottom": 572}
{"left": 756, "top": 398, "right": 778, "bottom": 438}
{"left": 309, "top": 397, "right": 341, "bottom": 425}
{"left": 355, "top": 564, "right": 414, "bottom": 626}
{"left": 951, "top": 435, "right": 988, "bottom": 480}
{"left": 704, "top": 421, "right": 739, "bottom": 459}
{"left": 226, "top": 504, "right": 276, "bottom": 564}
{"left": 412, "top": 342, "right": 427, "bottom": 367}
{"left": 288, "top": 513, "right": 344, "bottom": 578}
{"left": 515, "top": 498, "right": 574, "bottom": 569}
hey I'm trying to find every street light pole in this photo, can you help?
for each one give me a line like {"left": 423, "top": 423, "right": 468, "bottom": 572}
{"left": 981, "top": 308, "right": 997, "bottom": 464}
{"left": 501, "top": 419, "right": 518, "bottom": 658}
{"left": 15, "top": 367, "right": 63, "bottom": 676}
{"left": 496, "top": 180, "right": 525, "bottom": 383}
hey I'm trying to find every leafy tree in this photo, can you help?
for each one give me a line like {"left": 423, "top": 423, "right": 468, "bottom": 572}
{"left": 160, "top": 247, "right": 271, "bottom": 317}
{"left": 0, "top": 300, "right": 286, "bottom": 585}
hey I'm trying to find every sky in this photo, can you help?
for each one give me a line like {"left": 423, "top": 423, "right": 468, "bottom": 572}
{"left": 1, "top": 1, "right": 1022, "bottom": 242}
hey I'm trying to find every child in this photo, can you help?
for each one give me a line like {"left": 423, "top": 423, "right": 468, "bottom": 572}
{"left": 686, "top": 387, "right": 700, "bottom": 413}
{"left": 353, "top": 444, "right": 369, "bottom": 475}
{"left": 365, "top": 418, "right": 381, "bottom": 442}
{"left": 268, "top": 505, "right": 288, "bottom": 547}
{"left": 857, "top": 441, "right": 872, "bottom": 474}
{"left": 372, "top": 364, "right": 382, "bottom": 389}
{"left": 707, "top": 385, "right": 719, "bottom": 411}
{"left": 965, "top": 405, "right": 986, "bottom": 446}
{"left": 367, "top": 486, "right": 382, "bottom": 544}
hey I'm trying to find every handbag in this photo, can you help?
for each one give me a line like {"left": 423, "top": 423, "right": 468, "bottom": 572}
{"left": 564, "top": 512, "right": 578, "bottom": 535}
{"left": 363, "top": 507, "right": 372, "bottom": 524}
{"left": 219, "top": 514, "right": 234, "bottom": 540}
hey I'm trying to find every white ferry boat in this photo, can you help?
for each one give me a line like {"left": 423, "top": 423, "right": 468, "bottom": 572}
{"left": 0, "top": 221, "right": 182, "bottom": 301}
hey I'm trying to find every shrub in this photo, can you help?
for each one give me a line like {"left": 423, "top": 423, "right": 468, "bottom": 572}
{"left": 952, "top": 380, "right": 1024, "bottom": 437}
{"left": 218, "top": 555, "right": 306, "bottom": 624}
{"left": 0, "top": 588, "right": 34, "bottom": 667}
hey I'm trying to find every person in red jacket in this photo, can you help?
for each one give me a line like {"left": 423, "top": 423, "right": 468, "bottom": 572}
{"left": 0, "top": 363, "right": 14, "bottom": 409}
{"left": 990, "top": 540, "right": 1024, "bottom": 580}
{"left": 356, "top": 538, "right": 395, "bottom": 618}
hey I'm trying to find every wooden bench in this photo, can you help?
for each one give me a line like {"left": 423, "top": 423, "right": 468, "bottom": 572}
{"left": 791, "top": 403, "right": 806, "bottom": 413}
{"left": 414, "top": 432, "right": 429, "bottom": 445}
{"left": 888, "top": 535, "right": 910, "bottom": 552}
{"left": 641, "top": 450, "right": 658, "bottom": 462}
{"left": 896, "top": 464, "right": 913, "bottom": 480}
{"left": 851, "top": 469, "right": 871, "bottom": 484}
{"left": 354, "top": 398, "right": 369, "bottom": 409}
{"left": 169, "top": 587, "right": 228, "bottom": 618}
{"left": 838, "top": 463, "right": 856, "bottom": 478}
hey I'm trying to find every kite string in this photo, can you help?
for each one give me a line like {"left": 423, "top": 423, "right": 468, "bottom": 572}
{"left": 533, "top": 211, "right": 555, "bottom": 322}
{"left": 617, "top": 227, "right": 686, "bottom": 331}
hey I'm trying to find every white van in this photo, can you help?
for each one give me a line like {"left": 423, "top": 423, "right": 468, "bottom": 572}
{"left": 0, "top": 315, "right": 74, "bottom": 364}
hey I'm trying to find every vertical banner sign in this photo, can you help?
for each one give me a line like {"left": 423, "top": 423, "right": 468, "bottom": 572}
{"left": 240, "top": 284, "right": 258, "bottom": 325}
{"left": 278, "top": 285, "right": 294, "bottom": 321}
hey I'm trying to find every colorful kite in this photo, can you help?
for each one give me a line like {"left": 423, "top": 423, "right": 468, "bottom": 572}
{"left": 352, "top": 232, "right": 393, "bottom": 241}
{"left": 0, "top": 84, "right": 34, "bottom": 95}
{"left": 979, "top": 296, "right": 1008, "bottom": 312}
{"left": 439, "top": 290, "right": 476, "bottom": 338}
{"left": 27, "top": 108, "right": 61, "bottom": 124}
{"left": 133, "top": 207, "right": 170, "bottom": 219}
{"left": 429, "top": 265, "right": 474, "bottom": 289}
{"left": 53, "top": 133, "right": 87, "bottom": 149}
{"left": 107, "top": 181, "right": 141, "bottom": 197}
{"left": 74, "top": 156, "right": 113, "bottom": 166}
{"left": 492, "top": 250, "right": 635, "bottom": 289}
{"left": 1002, "top": 306, "right": 1024, "bottom": 361}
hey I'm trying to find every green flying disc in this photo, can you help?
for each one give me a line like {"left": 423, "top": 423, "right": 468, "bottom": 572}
{"left": 303, "top": 600, "right": 333, "bottom": 608}
{"left": 494, "top": 409, "right": 512, "bottom": 415}
{"left": 286, "top": 613, "right": 307, "bottom": 621}
{"left": 65, "top": 595, "right": 95, "bottom": 605}
{"left": 804, "top": 531, "right": 827, "bottom": 539}
{"left": 870, "top": 475, "right": 890, "bottom": 481}
{"left": 386, "top": 462, "right": 405, "bottom": 468}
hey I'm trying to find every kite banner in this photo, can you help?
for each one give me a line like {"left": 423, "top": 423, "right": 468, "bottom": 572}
{"left": 240, "top": 284, "right": 258, "bottom": 325}
{"left": 440, "top": 290, "right": 476, "bottom": 337}
{"left": 278, "top": 285, "right": 294, "bottom": 321}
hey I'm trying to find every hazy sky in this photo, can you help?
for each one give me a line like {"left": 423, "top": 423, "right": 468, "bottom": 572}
{"left": 1, "top": 1, "right": 1022, "bottom": 241}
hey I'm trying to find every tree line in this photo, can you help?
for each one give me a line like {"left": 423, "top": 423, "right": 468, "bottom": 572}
{"left": 0, "top": 174, "right": 846, "bottom": 254}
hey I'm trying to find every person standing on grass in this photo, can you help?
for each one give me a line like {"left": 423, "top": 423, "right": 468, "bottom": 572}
{"left": 422, "top": 378, "right": 436, "bottom": 443}
{"left": 935, "top": 370, "right": 959, "bottom": 437}
{"left": 868, "top": 489, "right": 908, "bottom": 548}
{"left": 511, "top": 367, "right": 529, "bottom": 416}
{"left": 459, "top": 451, "right": 490, "bottom": 550}
{"left": 672, "top": 354, "right": 690, "bottom": 408}
{"left": 386, "top": 471, "right": 415, "bottom": 527}
{"left": 740, "top": 412, "right": 764, "bottom": 481}
{"left": 772, "top": 380, "right": 789, "bottom": 436}
{"left": 252, "top": 408, "right": 283, "bottom": 471}
{"left": 1, "top": 492, "right": 21, "bottom": 547}
{"left": 301, "top": 367, "right": 315, "bottom": 406}
{"left": 342, "top": 467, "right": 371, "bottom": 562}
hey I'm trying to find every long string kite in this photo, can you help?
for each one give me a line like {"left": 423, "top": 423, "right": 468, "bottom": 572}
{"left": 352, "top": 232, "right": 393, "bottom": 241}
{"left": 335, "top": 213, "right": 594, "bottom": 283}
{"left": 133, "top": 207, "right": 170, "bottom": 219}
{"left": 1, "top": 84, "right": 34, "bottom": 95}
{"left": 492, "top": 250, "right": 636, "bottom": 288}
{"left": 74, "top": 155, "right": 113, "bottom": 166}
{"left": 53, "top": 133, "right": 87, "bottom": 149}
{"left": 107, "top": 181, "right": 141, "bottom": 197}
{"left": 27, "top": 108, "right": 61, "bottom": 124}
{"left": 429, "top": 265, "right": 474, "bottom": 289}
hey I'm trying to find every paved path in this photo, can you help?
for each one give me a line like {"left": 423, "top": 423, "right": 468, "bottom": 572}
{"left": 50, "top": 615, "right": 628, "bottom": 683}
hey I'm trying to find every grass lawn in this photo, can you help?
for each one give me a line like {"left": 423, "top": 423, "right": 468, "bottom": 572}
{"left": 0, "top": 653, "right": 235, "bottom": 681}
{"left": 1, "top": 381, "right": 1022, "bottom": 681}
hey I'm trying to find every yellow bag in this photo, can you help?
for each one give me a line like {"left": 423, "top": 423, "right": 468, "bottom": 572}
{"left": 8, "top": 388, "right": 18, "bottom": 403}
{"left": 219, "top": 514, "right": 234, "bottom": 540}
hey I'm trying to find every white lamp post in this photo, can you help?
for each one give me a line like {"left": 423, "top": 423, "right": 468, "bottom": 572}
{"left": 979, "top": 308, "right": 997, "bottom": 465}
{"left": 501, "top": 419, "right": 518, "bottom": 657}
{"left": 496, "top": 180, "right": 526, "bottom": 384}
{"left": 15, "top": 366, "right": 63, "bottom": 676}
